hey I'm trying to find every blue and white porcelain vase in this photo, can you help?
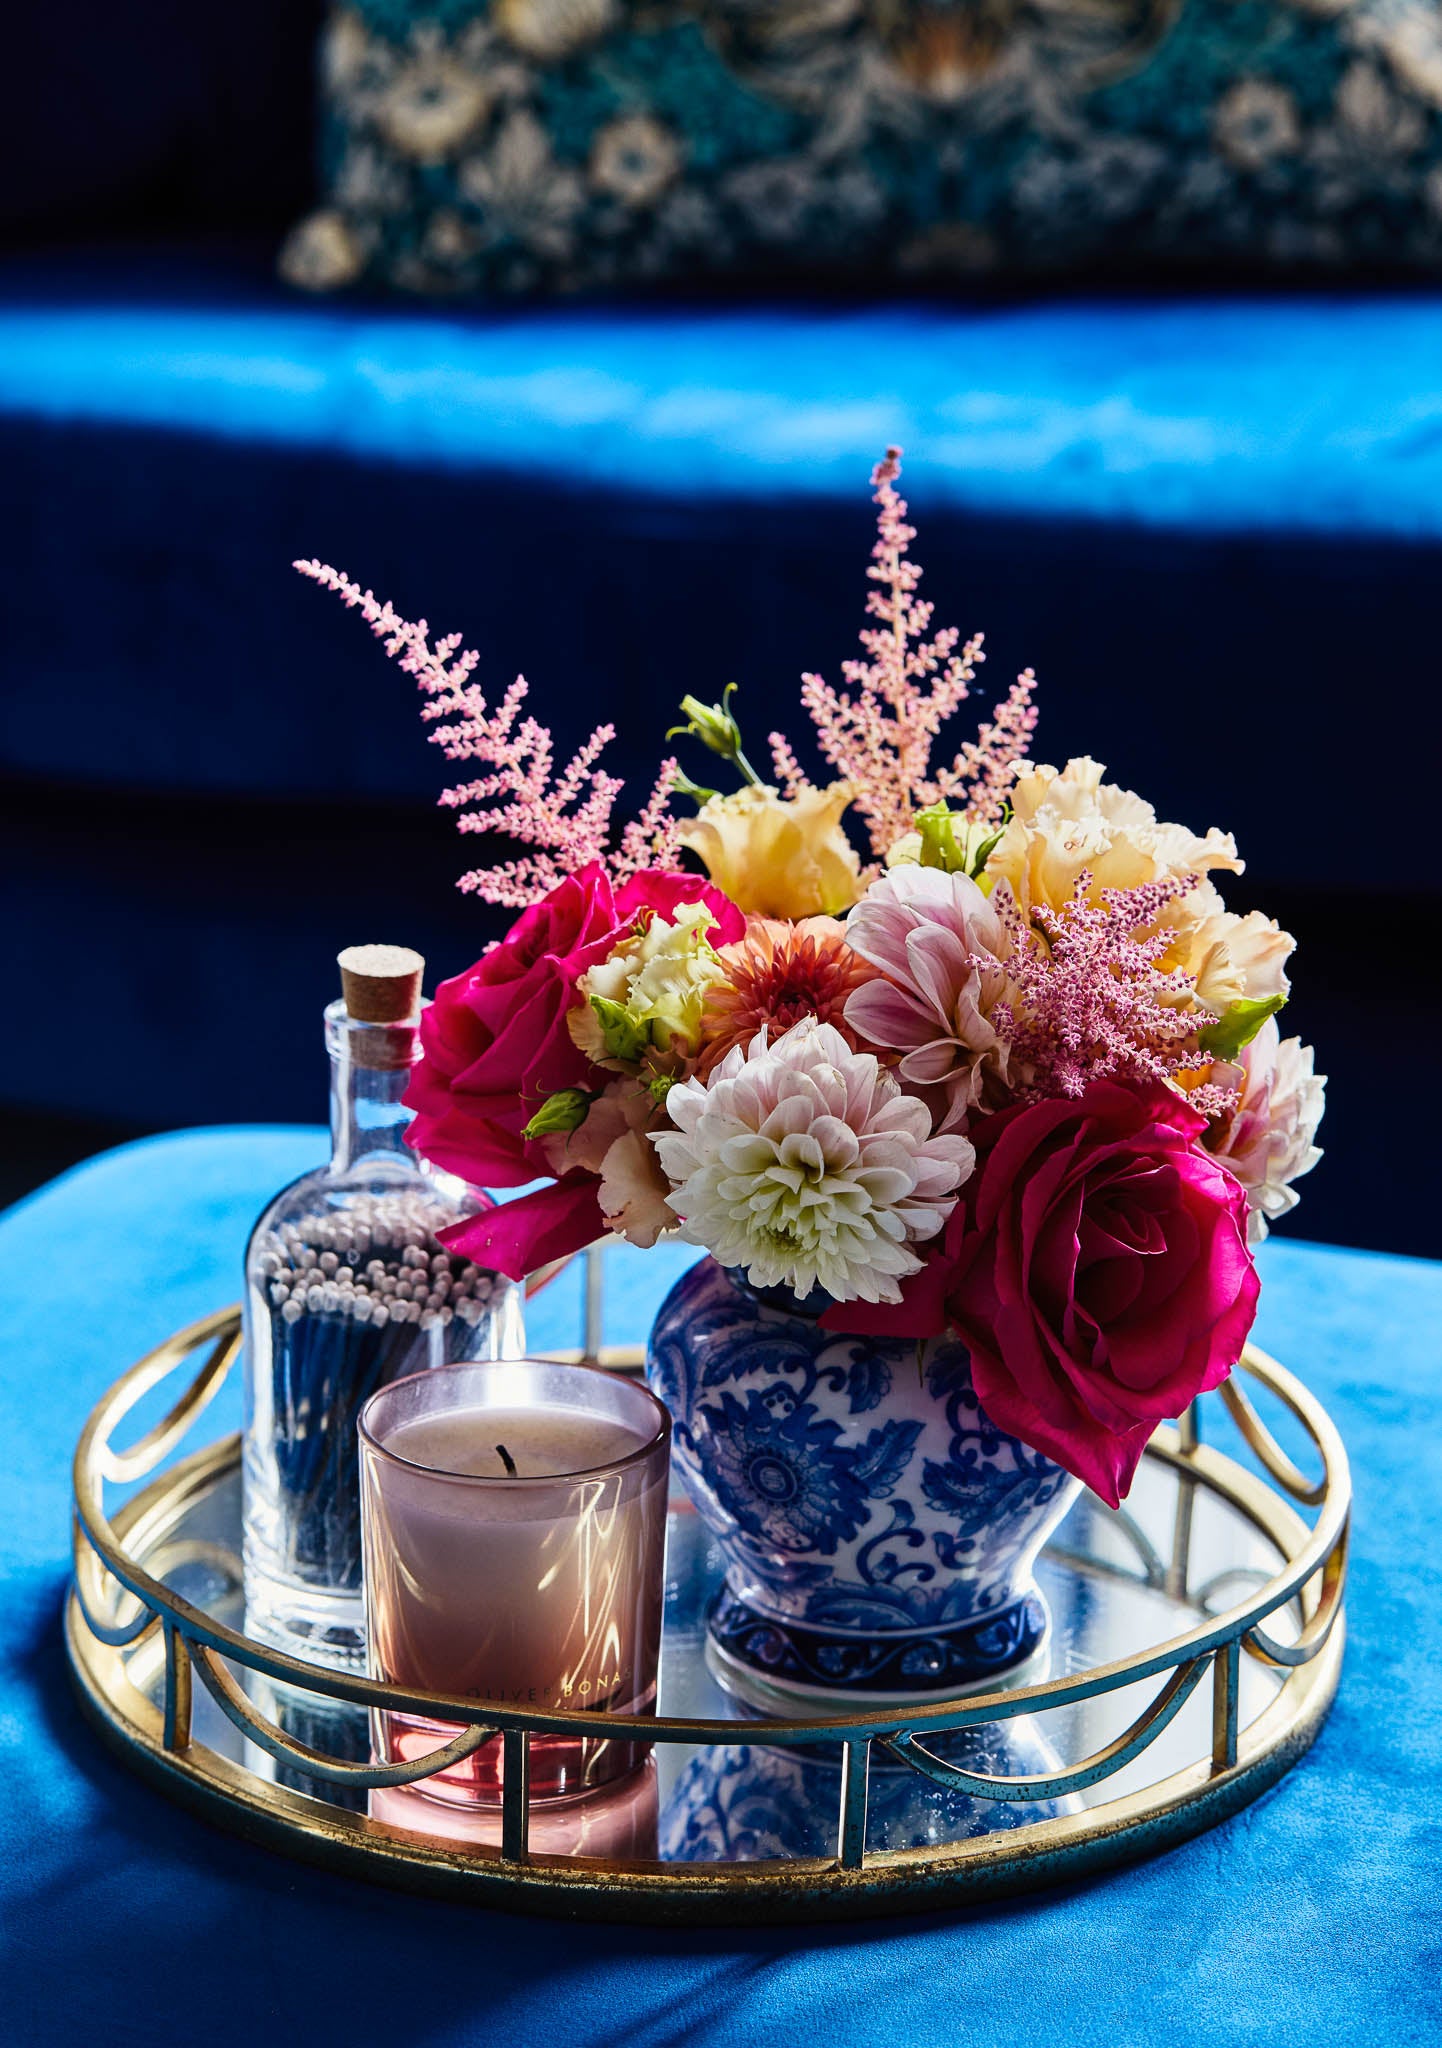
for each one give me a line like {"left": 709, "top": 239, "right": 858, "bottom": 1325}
{"left": 646, "top": 1257, "right": 1082, "bottom": 1709}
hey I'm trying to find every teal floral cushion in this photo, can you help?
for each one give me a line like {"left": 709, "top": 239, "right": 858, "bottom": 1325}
{"left": 282, "top": 0, "right": 1442, "bottom": 294}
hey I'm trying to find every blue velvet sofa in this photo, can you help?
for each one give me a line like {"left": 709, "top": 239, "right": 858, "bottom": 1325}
{"left": 3, "top": 7, "right": 1439, "bottom": 1256}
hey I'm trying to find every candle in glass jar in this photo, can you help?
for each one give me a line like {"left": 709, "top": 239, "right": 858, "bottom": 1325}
{"left": 359, "top": 1359, "right": 670, "bottom": 1807}
{"left": 382, "top": 1406, "right": 645, "bottom": 1482}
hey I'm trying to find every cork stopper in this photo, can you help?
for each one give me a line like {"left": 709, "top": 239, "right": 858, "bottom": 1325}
{"left": 337, "top": 945, "right": 425, "bottom": 1024}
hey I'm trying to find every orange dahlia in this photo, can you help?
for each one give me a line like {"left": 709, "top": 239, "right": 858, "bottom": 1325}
{"left": 694, "top": 917, "right": 881, "bottom": 1079}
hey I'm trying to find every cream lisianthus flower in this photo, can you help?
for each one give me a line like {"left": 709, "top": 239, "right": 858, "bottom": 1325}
{"left": 570, "top": 902, "right": 729, "bottom": 1067}
{"left": 884, "top": 831, "right": 924, "bottom": 867}
{"left": 1161, "top": 890, "right": 1295, "bottom": 1017}
{"left": 986, "top": 757, "right": 1242, "bottom": 916}
{"left": 678, "top": 783, "right": 863, "bottom": 919}
{"left": 654, "top": 1019, "right": 973, "bottom": 1303}
{"left": 1206, "top": 1019, "right": 1325, "bottom": 1242}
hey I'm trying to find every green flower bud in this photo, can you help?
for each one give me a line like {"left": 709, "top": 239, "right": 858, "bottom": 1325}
{"left": 913, "top": 803, "right": 1006, "bottom": 881}
{"left": 588, "top": 994, "right": 652, "bottom": 1066}
{"left": 915, "top": 802, "right": 967, "bottom": 874}
{"left": 521, "top": 1088, "right": 594, "bottom": 1140}
{"left": 666, "top": 682, "right": 762, "bottom": 786}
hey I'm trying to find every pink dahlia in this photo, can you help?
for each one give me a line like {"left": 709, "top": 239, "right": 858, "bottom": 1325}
{"left": 1205, "top": 1018, "right": 1325, "bottom": 1242}
{"left": 843, "top": 866, "right": 1013, "bottom": 1130}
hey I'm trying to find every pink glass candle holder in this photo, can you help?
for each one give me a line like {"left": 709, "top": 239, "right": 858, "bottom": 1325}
{"left": 359, "top": 1359, "right": 670, "bottom": 1807}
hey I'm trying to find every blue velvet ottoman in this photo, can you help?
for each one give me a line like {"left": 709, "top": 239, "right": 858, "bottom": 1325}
{"left": 0, "top": 1130, "right": 1437, "bottom": 2046}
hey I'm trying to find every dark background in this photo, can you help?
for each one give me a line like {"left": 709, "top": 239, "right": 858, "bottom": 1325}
{"left": 1, "top": 1, "right": 1433, "bottom": 1258}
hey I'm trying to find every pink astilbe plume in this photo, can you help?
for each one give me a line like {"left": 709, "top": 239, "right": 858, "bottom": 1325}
{"left": 618, "top": 756, "right": 683, "bottom": 877}
{"left": 996, "top": 873, "right": 1238, "bottom": 1117}
{"left": 931, "top": 667, "right": 1038, "bottom": 827}
{"left": 768, "top": 731, "right": 808, "bottom": 800}
{"left": 294, "top": 561, "right": 678, "bottom": 907}
{"left": 798, "top": 448, "right": 1035, "bottom": 855}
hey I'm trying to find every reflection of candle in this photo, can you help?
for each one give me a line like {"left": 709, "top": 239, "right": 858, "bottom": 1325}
{"left": 359, "top": 1360, "right": 670, "bottom": 1807}
{"left": 371, "top": 1757, "right": 660, "bottom": 1858}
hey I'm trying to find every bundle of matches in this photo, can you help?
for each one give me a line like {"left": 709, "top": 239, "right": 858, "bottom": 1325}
{"left": 257, "top": 1194, "right": 502, "bottom": 1337}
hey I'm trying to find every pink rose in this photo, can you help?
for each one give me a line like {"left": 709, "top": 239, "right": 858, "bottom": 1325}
{"left": 405, "top": 862, "right": 740, "bottom": 1278}
{"left": 405, "top": 862, "right": 618, "bottom": 1189}
{"left": 616, "top": 870, "right": 745, "bottom": 948}
{"left": 825, "top": 1080, "right": 1259, "bottom": 1507}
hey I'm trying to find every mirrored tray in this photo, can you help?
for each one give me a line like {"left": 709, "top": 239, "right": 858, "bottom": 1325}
{"left": 67, "top": 1308, "right": 1348, "bottom": 1924}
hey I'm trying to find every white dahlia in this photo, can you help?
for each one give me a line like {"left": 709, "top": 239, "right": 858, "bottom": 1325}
{"left": 652, "top": 1019, "right": 974, "bottom": 1304}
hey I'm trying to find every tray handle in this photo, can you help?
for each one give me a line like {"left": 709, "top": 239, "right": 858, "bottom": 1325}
{"left": 880, "top": 1653, "right": 1209, "bottom": 1801}
{"left": 186, "top": 1639, "right": 495, "bottom": 1790}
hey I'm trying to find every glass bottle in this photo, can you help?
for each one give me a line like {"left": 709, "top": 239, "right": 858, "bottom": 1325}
{"left": 242, "top": 946, "right": 524, "bottom": 1669}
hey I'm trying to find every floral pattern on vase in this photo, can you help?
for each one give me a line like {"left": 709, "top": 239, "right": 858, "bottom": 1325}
{"left": 645, "top": 1256, "right": 1082, "bottom": 1704}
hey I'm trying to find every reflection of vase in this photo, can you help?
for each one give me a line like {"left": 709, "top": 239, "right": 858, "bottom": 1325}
{"left": 646, "top": 1259, "right": 1081, "bottom": 1709}
{"left": 659, "top": 1718, "right": 1080, "bottom": 1862}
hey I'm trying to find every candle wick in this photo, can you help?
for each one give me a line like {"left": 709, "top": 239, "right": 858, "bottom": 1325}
{"left": 495, "top": 1442, "right": 518, "bottom": 1478}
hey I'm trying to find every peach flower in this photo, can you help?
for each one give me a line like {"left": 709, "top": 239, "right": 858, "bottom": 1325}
{"left": 695, "top": 916, "right": 878, "bottom": 1079}
{"left": 541, "top": 1078, "right": 676, "bottom": 1249}
{"left": 1160, "top": 891, "right": 1294, "bottom": 1017}
{"left": 677, "top": 782, "right": 863, "bottom": 919}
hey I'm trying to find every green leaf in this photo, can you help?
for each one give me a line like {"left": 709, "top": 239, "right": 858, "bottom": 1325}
{"left": 589, "top": 994, "right": 650, "bottom": 1065}
{"left": 521, "top": 1087, "right": 593, "bottom": 1140}
{"left": 1197, "top": 994, "right": 1286, "bottom": 1063}
{"left": 966, "top": 825, "right": 1005, "bottom": 879}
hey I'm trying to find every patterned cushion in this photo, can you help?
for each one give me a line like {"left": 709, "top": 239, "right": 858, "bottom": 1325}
{"left": 283, "top": 0, "right": 1442, "bottom": 293}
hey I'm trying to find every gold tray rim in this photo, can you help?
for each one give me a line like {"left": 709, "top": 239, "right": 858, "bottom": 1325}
{"left": 65, "top": 1306, "right": 1349, "bottom": 1923}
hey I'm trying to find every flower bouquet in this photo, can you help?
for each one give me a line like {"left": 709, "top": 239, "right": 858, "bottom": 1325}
{"left": 300, "top": 449, "right": 1324, "bottom": 1704}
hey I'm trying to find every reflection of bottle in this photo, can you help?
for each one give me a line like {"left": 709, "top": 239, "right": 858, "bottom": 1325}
{"left": 242, "top": 1671, "right": 372, "bottom": 1814}
{"left": 242, "top": 946, "right": 524, "bottom": 1670}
